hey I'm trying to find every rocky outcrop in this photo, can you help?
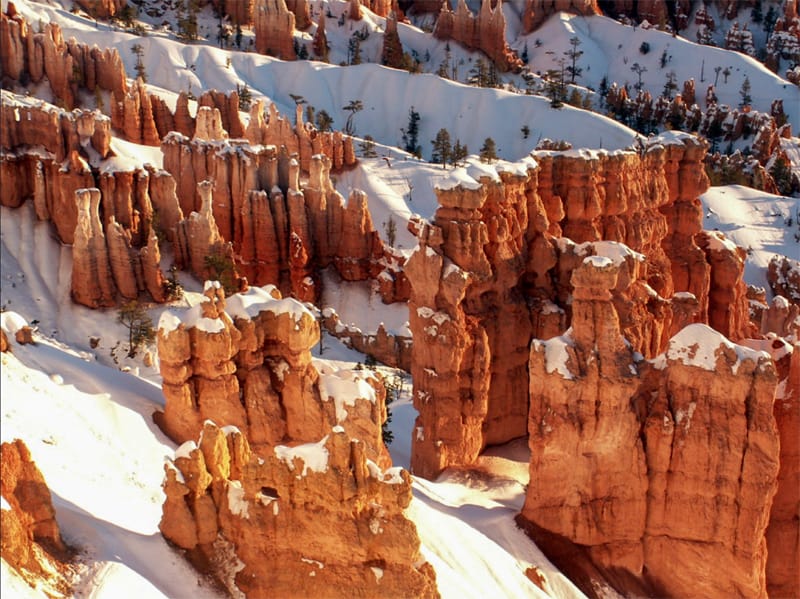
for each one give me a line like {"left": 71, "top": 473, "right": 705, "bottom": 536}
{"left": 0, "top": 9, "right": 127, "bottom": 109}
{"left": 697, "top": 230, "right": 756, "bottom": 340}
{"left": 254, "top": 0, "right": 297, "bottom": 60}
{"left": 156, "top": 283, "right": 438, "bottom": 596}
{"left": 522, "top": 0, "right": 601, "bottom": 33}
{"left": 520, "top": 257, "right": 780, "bottom": 599}
{"left": 433, "top": 0, "right": 522, "bottom": 72}
{"left": 321, "top": 307, "right": 413, "bottom": 371}
{"left": 765, "top": 341, "right": 800, "bottom": 599}
{"left": 162, "top": 132, "right": 389, "bottom": 302}
{"left": 768, "top": 255, "right": 800, "bottom": 305}
{"left": 408, "top": 135, "right": 737, "bottom": 478}
{"left": 0, "top": 91, "right": 112, "bottom": 163}
{"left": 160, "top": 422, "right": 438, "bottom": 598}
{"left": 75, "top": 0, "right": 126, "bottom": 18}
{"left": 71, "top": 188, "right": 117, "bottom": 308}
{"left": 1, "top": 439, "right": 69, "bottom": 588}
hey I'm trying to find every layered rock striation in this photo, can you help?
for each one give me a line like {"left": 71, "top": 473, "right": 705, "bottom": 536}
{"left": 433, "top": 0, "right": 522, "bottom": 72}
{"left": 407, "top": 135, "right": 756, "bottom": 478}
{"left": 520, "top": 257, "right": 780, "bottom": 599}
{"left": 1, "top": 439, "right": 71, "bottom": 592}
{"left": 157, "top": 282, "right": 438, "bottom": 597}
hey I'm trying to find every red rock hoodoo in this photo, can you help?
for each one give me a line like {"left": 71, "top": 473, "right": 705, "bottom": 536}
{"left": 520, "top": 257, "right": 779, "bottom": 598}
{"left": 433, "top": 0, "right": 522, "bottom": 72}
{"left": 1, "top": 439, "right": 70, "bottom": 593}
{"left": 157, "top": 283, "right": 438, "bottom": 597}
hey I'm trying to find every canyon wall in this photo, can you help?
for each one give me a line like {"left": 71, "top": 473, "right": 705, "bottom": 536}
{"left": 433, "top": 0, "right": 522, "bottom": 72}
{"left": 157, "top": 282, "right": 438, "bottom": 598}
{"left": 520, "top": 257, "right": 780, "bottom": 598}
{"left": 407, "top": 134, "right": 756, "bottom": 478}
{"left": 1, "top": 439, "right": 71, "bottom": 593}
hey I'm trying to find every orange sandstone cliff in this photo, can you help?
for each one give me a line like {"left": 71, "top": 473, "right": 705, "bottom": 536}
{"left": 156, "top": 282, "right": 438, "bottom": 597}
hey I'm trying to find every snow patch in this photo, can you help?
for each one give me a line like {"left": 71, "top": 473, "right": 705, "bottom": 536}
{"left": 274, "top": 436, "right": 330, "bottom": 476}
{"left": 653, "top": 324, "right": 769, "bottom": 374}
{"left": 532, "top": 331, "right": 576, "bottom": 380}
{"left": 226, "top": 480, "right": 249, "bottom": 519}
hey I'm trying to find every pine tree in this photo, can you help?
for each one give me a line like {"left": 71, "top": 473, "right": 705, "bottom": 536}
{"left": 237, "top": 84, "right": 252, "bottom": 111}
{"left": 452, "top": 139, "right": 468, "bottom": 166}
{"left": 347, "top": 34, "right": 362, "bottom": 65}
{"left": 431, "top": 128, "right": 452, "bottom": 169}
{"left": 315, "top": 110, "right": 334, "bottom": 132}
{"left": 662, "top": 70, "right": 678, "bottom": 99}
{"left": 342, "top": 99, "right": 363, "bottom": 135}
{"left": 118, "top": 300, "right": 155, "bottom": 358}
{"left": 359, "top": 135, "right": 378, "bottom": 157}
{"left": 769, "top": 155, "right": 793, "bottom": 196}
{"left": 564, "top": 36, "right": 583, "bottom": 84}
{"left": 544, "top": 68, "right": 565, "bottom": 107}
{"left": 479, "top": 137, "right": 497, "bottom": 163}
{"left": 176, "top": 0, "right": 199, "bottom": 42}
{"left": 401, "top": 107, "right": 421, "bottom": 157}
{"left": 131, "top": 43, "right": 146, "bottom": 82}
{"left": 739, "top": 75, "right": 752, "bottom": 109}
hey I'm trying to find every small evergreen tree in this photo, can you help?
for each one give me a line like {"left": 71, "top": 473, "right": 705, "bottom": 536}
{"left": 452, "top": 139, "right": 468, "bottom": 166}
{"left": 521, "top": 125, "right": 530, "bottom": 139}
{"left": 544, "top": 68, "right": 565, "bottom": 107}
{"left": 316, "top": 110, "right": 334, "bottom": 131}
{"left": 118, "top": 300, "right": 155, "bottom": 358}
{"left": 176, "top": 0, "right": 199, "bottom": 42}
{"left": 359, "top": 135, "right": 378, "bottom": 157}
{"left": 739, "top": 75, "right": 752, "bottom": 108}
{"left": 662, "top": 70, "right": 678, "bottom": 99}
{"left": 401, "top": 107, "right": 421, "bottom": 157}
{"left": 347, "top": 34, "right": 362, "bottom": 65}
{"left": 342, "top": 99, "right": 363, "bottom": 135}
{"left": 631, "top": 62, "right": 647, "bottom": 91}
{"left": 564, "top": 36, "right": 583, "bottom": 84}
{"left": 431, "top": 128, "right": 452, "bottom": 169}
{"left": 769, "top": 155, "right": 793, "bottom": 196}
{"left": 131, "top": 43, "right": 147, "bottom": 82}
{"left": 237, "top": 84, "right": 252, "bottom": 111}
{"left": 479, "top": 137, "right": 497, "bottom": 163}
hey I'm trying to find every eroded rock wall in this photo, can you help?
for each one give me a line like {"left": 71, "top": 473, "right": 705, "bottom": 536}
{"left": 408, "top": 135, "right": 748, "bottom": 478}
{"left": 0, "top": 439, "right": 69, "bottom": 589}
{"left": 433, "top": 0, "right": 522, "bottom": 72}
{"left": 157, "top": 283, "right": 438, "bottom": 597}
{"left": 520, "top": 257, "right": 780, "bottom": 599}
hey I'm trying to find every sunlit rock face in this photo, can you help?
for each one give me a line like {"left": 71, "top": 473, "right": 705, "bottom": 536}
{"left": 521, "top": 259, "right": 780, "bottom": 599}
{"left": 1, "top": 438, "right": 70, "bottom": 589}
{"left": 156, "top": 282, "right": 438, "bottom": 597}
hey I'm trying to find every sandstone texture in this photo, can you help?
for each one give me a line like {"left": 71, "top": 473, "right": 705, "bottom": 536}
{"left": 407, "top": 135, "right": 756, "bottom": 479}
{"left": 254, "top": 0, "right": 297, "bottom": 60}
{"left": 522, "top": 0, "right": 601, "bottom": 33}
{"left": 157, "top": 283, "right": 438, "bottom": 597}
{"left": 1, "top": 439, "right": 70, "bottom": 591}
{"left": 433, "top": 0, "right": 522, "bottom": 72}
{"left": 521, "top": 257, "right": 780, "bottom": 599}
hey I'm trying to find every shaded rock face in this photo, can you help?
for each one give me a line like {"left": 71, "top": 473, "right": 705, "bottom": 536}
{"left": 768, "top": 254, "right": 800, "bottom": 305}
{"left": 520, "top": 258, "right": 780, "bottom": 599}
{"left": 433, "top": 0, "right": 522, "bottom": 72}
{"left": 522, "top": 0, "right": 601, "bottom": 33}
{"left": 766, "top": 342, "right": 800, "bottom": 599}
{"left": 157, "top": 283, "right": 438, "bottom": 598}
{"left": 1, "top": 439, "right": 69, "bottom": 584}
{"left": 163, "top": 132, "right": 394, "bottom": 304}
{"left": 408, "top": 136, "right": 748, "bottom": 479}
{"left": 254, "top": 0, "right": 297, "bottom": 60}
{"left": 0, "top": 9, "right": 127, "bottom": 109}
